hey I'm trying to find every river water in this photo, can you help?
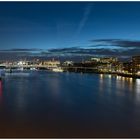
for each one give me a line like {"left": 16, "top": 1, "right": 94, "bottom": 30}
{"left": 0, "top": 71, "right": 140, "bottom": 138}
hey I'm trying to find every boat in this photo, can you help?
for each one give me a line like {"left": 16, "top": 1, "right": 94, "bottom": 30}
{"left": 4, "top": 69, "right": 31, "bottom": 77}
{"left": 17, "top": 67, "right": 24, "bottom": 71}
{"left": 52, "top": 67, "right": 64, "bottom": 72}
{"left": 4, "top": 72, "right": 30, "bottom": 76}
{"left": 30, "top": 67, "right": 37, "bottom": 70}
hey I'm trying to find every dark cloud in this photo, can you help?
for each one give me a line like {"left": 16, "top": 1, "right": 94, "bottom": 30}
{"left": 46, "top": 47, "right": 140, "bottom": 58}
{"left": 25, "top": 47, "right": 140, "bottom": 57}
{"left": 0, "top": 48, "right": 42, "bottom": 52}
{"left": 0, "top": 52, "right": 30, "bottom": 60}
{"left": 91, "top": 39, "right": 140, "bottom": 48}
{"left": 48, "top": 47, "right": 80, "bottom": 53}
{"left": 0, "top": 45, "right": 139, "bottom": 61}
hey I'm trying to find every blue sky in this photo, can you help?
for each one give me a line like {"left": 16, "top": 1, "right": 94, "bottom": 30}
{"left": 0, "top": 2, "right": 140, "bottom": 60}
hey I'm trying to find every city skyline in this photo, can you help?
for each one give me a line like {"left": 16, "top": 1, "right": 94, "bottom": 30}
{"left": 0, "top": 2, "right": 140, "bottom": 60}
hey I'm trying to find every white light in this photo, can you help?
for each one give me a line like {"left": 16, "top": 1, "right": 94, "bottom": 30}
{"left": 18, "top": 61, "right": 23, "bottom": 65}
{"left": 137, "top": 71, "right": 140, "bottom": 75}
{"left": 136, "top": 79, "right": 140, "bottom": 86}
{"left": 100, "top": 74, "right": 103, "bottom": 79}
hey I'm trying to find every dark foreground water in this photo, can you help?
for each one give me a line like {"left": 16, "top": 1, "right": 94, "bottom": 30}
{"left": 0, "top": 71, "right": 140, "bottom": 138}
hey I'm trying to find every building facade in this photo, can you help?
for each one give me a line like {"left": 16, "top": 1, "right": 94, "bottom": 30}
{"left": 132, "top": 56, "right": 140, "bottom": 74}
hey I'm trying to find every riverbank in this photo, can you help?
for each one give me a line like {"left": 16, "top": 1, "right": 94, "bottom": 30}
{"left": 61, "top": 67, "right": 140, "bottom": 79}
{"left": 1, "top": 67, "right": 140, "bottom": 79}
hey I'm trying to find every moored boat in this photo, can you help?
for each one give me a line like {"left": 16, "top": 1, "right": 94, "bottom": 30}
{"left": 52, "top": 67, "right": 64, "bottom": 72}
{"left": 30, "top": 67, "right": 37, "bottom": 70}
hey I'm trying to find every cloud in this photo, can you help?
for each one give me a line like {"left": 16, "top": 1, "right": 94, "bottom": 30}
{"left": 0, "top": 52, "right": 30, "bottom": 60}
{"left": 0, "top": 48, "right": 43, "bottom": 60}
{"left": 45, "top": 47, "right": 140, "bottom": 59}
{"left": 91, "top": 39, "right": 140, "bottom": 48}
{"left": 0, "top": 48, "right": 42, "bottom": 52}
{"left": 48, "top": 47, "right": 81, "bottom": 53}
{"left": 0, "top": 45, "right": 139, "bottom": 61}
{"left": 75, "top": 3, "right": 93, "bottom": 37}
{"left": 46, "top": 47, "right": 138, "bottom": 57}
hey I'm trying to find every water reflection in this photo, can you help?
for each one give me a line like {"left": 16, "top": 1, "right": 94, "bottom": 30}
{"left": 125, "top": 77, "right": 133, "bottom": 92}
{"left": 99, "top": 74, "right": 139, "bottom": 96}
{"left": 135, "top": 79, "right": 140, "bottom": 103}
{"left": 49, "top": 76, "right": 60, "bottom": 97}
{"left": 0, "top": 80, "right": 2, "bottom": 104}
{"left": 107, "top": 74, "right": 112, "bottom": 94}
{"left": 136, "top": 79, "right": 140, "bottom": 86}
{"left": 99, "top": 74, "right": 113, "bottom": 92}
{"left": 16, "top": 81, "right": 27, "bottom": 110}
{"left": 108, "top": 74, "right": 112, "bottom": 79}
{"left": 1, "top": 72, "right": 140, "bottom": 137}
{"left": 99, "top": 74, "right": 113, "bottom": 94}
{"left": 99, "top": 74, "right": 104, "bottom": 93}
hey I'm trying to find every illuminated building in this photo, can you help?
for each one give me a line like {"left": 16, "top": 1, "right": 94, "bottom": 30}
{"left": 132, "top": 56, "right": 140, "bottom": 74}
{"left": 63, "top": 61, "right": 73, "bottom": 66}
{"left": 100, "top": 57, "right": 118, "bottom": 64}
{"left": 17, "top": 61, "right": 30, "bottom": 66}
{"left": 90, "top": 57, "right": 100, "bottom": 62}
{"left": 43, "top": 60, "right": 60, "bottom": 68}
{"left": 123, "top": 62, "right": 133, "bottom": 74}
{"left": 95, "top": 57, "right": 118, "bottom": 72}
{"left": 84, "top": 57, "right": 118, "bottom": 64}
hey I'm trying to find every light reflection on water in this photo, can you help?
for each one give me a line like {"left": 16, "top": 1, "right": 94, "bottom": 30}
{"left": 99, "top": 74, "right": 139, "bottom": 94}
{"left": 0, "top": 71, "right": 140, "bottom": 137}
{"left": 135, "top": 79, "right": 140, "bottom": 103}
{"left": 0, "top": 80, "right": 2, "bottom": 105}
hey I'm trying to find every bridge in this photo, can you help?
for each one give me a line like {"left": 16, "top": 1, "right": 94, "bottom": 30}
{"left": 0, "top": 64, "right": 99, "bottom": 69}
{"left": 0, "top": 64, "right": 100, "bottom": 72}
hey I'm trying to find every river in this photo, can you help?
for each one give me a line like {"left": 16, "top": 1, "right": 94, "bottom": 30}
{"left": 0, "top": 71, "right": 140, "bottom": 138}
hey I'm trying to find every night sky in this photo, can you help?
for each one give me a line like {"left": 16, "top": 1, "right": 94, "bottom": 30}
{"left": 0, "top": 2, "right": 140, "bottom": 61}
